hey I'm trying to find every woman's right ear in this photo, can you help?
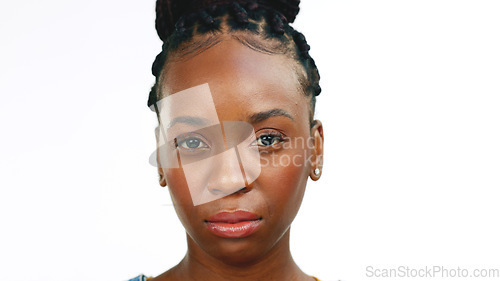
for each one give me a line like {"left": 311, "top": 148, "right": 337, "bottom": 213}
{"left": 158, "top": 167, "right": 167, "bottom": 187}
{"left": 156, "top": 126, "right": 167, "bottom": 187}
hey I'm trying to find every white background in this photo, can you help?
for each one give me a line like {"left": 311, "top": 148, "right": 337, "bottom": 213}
{"left": 1, "top": 1, "right": 499, "bottom": 281}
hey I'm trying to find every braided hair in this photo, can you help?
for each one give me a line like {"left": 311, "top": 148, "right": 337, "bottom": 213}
{"left": 148, "top": 0, "right": 321, "bottom": 123}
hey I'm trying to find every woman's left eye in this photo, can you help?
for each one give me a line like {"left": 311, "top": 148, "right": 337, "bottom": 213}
{"left": 256, "top": 134, "right": 283, "bottom": 146}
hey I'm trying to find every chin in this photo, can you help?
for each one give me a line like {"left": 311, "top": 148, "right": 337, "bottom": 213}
{"left": 208, "top": 241, "right": 270, "bottom": 266}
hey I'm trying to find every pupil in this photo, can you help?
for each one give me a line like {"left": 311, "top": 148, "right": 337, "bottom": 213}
{"left": 186, "top": 139, "right": 200, "bottom": 148}
{"left": 261, "top": 136, "right": 273, "bottom": 146}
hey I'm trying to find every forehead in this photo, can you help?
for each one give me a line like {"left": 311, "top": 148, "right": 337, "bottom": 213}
{"left": 160, "top": 37, "right": 310, "bottom": 122}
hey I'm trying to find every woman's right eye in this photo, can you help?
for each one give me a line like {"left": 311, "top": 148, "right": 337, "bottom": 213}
{"left": 176, "top": 137, "right": 208, "bottom": 150}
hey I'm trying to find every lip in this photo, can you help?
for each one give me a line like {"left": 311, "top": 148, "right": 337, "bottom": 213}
{"left": 205, "top": 210, "right": 262, "bottom": 238}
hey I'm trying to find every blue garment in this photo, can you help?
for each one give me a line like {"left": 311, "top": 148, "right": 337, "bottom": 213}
{"left": 127, "top": 274, "right": 150, "bottom": 281}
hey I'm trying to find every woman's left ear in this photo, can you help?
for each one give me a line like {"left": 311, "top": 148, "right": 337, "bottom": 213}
{"left": 309, "top": 120, "right": 324, "bottom": 181}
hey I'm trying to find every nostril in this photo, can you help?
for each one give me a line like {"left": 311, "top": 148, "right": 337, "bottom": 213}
{"left": 209, "top": 186, "right": 246, "bottom": 196}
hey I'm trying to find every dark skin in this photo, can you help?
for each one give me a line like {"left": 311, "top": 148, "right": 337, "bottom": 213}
{"left": 151, "top": 35, "right": 324, "bottom": 281}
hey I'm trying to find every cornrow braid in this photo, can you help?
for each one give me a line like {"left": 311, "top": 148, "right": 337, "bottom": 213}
{"left": 148, "top": 0, "right": 321, "bottom": 124}
{"left": 291, "top": 30, "right": 321, "bottom": 97}
{"left": 230, "top": 2, "right": 249, "bottom": 24}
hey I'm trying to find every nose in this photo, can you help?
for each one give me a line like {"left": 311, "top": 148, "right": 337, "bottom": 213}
{"left": 206, "top": 148, "right": 248, "bottom": 196}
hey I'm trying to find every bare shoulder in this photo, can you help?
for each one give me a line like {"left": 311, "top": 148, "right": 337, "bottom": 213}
{"left": 147, "top": 266, "right": 181, "bottom": 281}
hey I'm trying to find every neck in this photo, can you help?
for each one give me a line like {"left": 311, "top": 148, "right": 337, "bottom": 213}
{"left": 172, "top": 229, "right": 311, "bottom": 281}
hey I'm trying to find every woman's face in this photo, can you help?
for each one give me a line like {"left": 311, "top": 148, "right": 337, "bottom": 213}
{"left": 157, "top": 36, "right": 323, "bottom": 264}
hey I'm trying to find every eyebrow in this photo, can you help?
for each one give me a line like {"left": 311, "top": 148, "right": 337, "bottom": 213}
{"left": 248, "top": 108, "right": 294, "bottom": 124}
{"left": 166, "top": 116, "right": 211, "bottom": 128}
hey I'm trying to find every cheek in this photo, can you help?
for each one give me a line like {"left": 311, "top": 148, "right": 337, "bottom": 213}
{"left": 258, "top": 147, "right": 310, "bottom": 222}
{"left": 165, "top": 169, "right": 197, "bottom": 230}
{"left": 166, "top": 169, "right": 190, "bottom": 203}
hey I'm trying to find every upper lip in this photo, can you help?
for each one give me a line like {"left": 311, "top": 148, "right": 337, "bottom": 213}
{"left": 206, "top": 210, "right": 261, "bottom": 224}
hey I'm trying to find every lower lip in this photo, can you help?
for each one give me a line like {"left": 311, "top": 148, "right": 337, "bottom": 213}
{"left": 206, "top": 220, "right": 262, "bottom": 239}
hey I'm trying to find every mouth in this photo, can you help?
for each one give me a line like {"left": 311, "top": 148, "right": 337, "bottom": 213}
{"left": 205, "top": 210, "right": 263, "bottom": 239}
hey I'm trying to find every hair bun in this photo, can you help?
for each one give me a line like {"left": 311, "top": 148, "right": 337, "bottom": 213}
{"left": 155, "top": 0, "right": 300, "bottom": 41}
